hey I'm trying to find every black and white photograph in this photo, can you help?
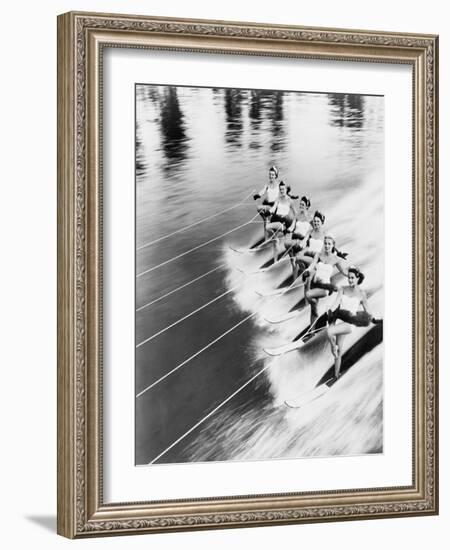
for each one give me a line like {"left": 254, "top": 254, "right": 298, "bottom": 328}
{"left": 135, "top": 83, "right": 384, "bottom": 466}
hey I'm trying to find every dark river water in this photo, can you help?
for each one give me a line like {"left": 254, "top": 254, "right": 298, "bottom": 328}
{"left": 135, "top": 84, "right": 384, "bottom": 466}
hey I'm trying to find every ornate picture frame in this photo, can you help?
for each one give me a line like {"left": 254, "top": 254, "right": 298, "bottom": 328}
{"left": 57, "top": 11, "right": 438, "bottom": 538}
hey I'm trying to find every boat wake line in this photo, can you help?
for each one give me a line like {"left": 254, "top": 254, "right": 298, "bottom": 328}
{"left": 148, "top": 357, "right": 271, "bottom": 464}
{"left": 137, "top": 213, "right": 260, "bottom": 277}
{"left": 136, "top": 253, "right": 307, "bottom": 397}
{"left": 137, "top": 189, "right": 256, "bottom": 251}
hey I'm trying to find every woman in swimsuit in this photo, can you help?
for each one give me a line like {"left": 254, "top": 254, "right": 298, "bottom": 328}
{"left": 326, "top": 266, "right": 373, "bottom": 379}
{"left": 253, "top": 166, "right": 299, "bottom": 239}
{"left": 303, "top": 233, "right": 349, "bottom": 326}
{"left": 294, "top": 210, "right": 326, "bottom": 276}
{"left": 253, "top": 166, "right": 280, "bottom": 238}
{"left": 284, "top": 195, "right": 312, "bottom": 279}
{"left": 265, "top": 181, "right": 297, "bottom": 262}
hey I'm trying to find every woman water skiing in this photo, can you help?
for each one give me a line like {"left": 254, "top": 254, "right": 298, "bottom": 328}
{"left": 326, "top": 266, "right": 375, "bottom": 379}
{"left": 253, "top": 166, "right": 298, "bottom": 239}
{"left": 303, "top": 233, "right": 349, "bottom": 326}
{"left": 294, "top": 210, "right": 326, "bottom": 276}
{"left": 264, "top": 181, "right": 297, "bottom": 263}
{"left": 284, "top": 195, "right": 312, "bottom": 279}
{"left": 253, "top": 166, "right": 280, "bottom": 238}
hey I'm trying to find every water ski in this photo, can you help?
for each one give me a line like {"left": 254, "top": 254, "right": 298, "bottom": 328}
{"left": 264, "top": 338, "right": 308, "bottom": 357}
{"left": 284, "top": 378, "right": 335, "bottom": 408}
{"left": 263, "top": 326, "right": 324, "bottom": 356}
{"left": 239, "top": 255, "right": 291, "bottom": 275}
{"left": 284, "top": 323, "right": 384, "bottom": 408}
{"left": 292, "top": 311, "right": 328, "bottom": 341}
{"left": 263, "top": 309, "right": 302, "bottom": 324}
{"left": 229, "top": 240, "right": 273, "bottom": 254}
{"left": 256, "top": 281, "right": 304, "bottom": 298}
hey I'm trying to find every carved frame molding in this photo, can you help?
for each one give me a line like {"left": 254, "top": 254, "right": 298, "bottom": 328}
{"left": 57, "top": 12, "right": 438, "bottom": 538}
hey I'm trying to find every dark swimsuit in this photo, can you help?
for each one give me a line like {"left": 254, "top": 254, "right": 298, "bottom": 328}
{"left": 328, "top": 308, "right": 372, "bottom": 327}
{"left": 290, "top": 240, "right": 304, "bottom": 254}
{"left": 259, "top": 199, "right": 276, "bottom": 219}
{"left": 290, "top": 231, "right": 307, "bottom": 253}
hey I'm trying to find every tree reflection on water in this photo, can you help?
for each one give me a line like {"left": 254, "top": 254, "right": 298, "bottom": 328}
{"left": 328, "top": 93, "right": 365, "bottom": 129}
{"left": 159, "top": 86, "right": 189, "bottom": 174}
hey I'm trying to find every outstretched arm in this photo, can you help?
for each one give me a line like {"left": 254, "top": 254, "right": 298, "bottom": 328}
{"left": 335, "top": 259, "right": 349, "bottom": 276}
{"left": 254, "top": 184, "right": 268, "bottom": 200}
{"left": 360, "top": 290, "right": 372, "bottom": 316}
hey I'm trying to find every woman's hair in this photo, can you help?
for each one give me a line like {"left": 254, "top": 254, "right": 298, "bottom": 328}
{"left": 348, "top": 266, "right": 365, "bottom": 285}
{"left": 269, "top": 165, "right": 279, "bottom": 178}
{"left": 313, "top": 210, "right": 325, "bottom": 224}
{"left": 324, "top": 232, "right": 336, "bottom": 244}
{"left": 279, "top": 180, "right": 286, "bottom": 188}
{"left": 300, "top": 195, "right": 311, "bottom": 208}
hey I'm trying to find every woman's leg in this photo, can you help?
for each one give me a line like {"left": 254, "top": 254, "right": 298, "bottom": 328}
{"left": 296, "top": 250, "right": 314, "bottom": 272}
{"left": 256, "top": 205, "right": 271, "bottom": 238}
{"left": 305, "top": 288, "right": 327, "bottom": 325}
{"left": 334, "top": 333, "right": 348, "bottom": 378}
{"left": 285, "top": 240, "right": 300, "bottom": 279}
{"left": 293, "top": 251, "right": 312, "bottom": 282}
{"left": 284, "top": 233, "right": 293, "bottom": 253}
{"left": 265, "top": 221, "right": 283, "bottom": 239}
{"left": 266, "top": 222, "right": 284, "bottom": 262}
{"left": 326, "top": 326, "right": 337, "bottom": 355}
{"left": 292, "top": 259, "right": 299, "bottom": 280}
{"left": 327, "top": 324, "right": 352, "bottom": 377}
{"left": 284, "top": 237, "right": 297, "bottom": 276}
{"left": 291, "top": 249, "right": 300, "bottom": 281}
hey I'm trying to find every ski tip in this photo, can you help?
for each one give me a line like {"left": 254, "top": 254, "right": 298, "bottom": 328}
{"left": 263, "top": 316, "right": 276, "bottom": 324}
{"left": 256, "top": 289, "right": 281, "bottom": 297}
{"left": 284, "top": 400, "right": 299, "bottom": 409}
{"left": 264, "top": 311, "right": 300, "bottom": 324}
{"left": 263, "top": 348, "right": 277, "bottom": 356}
{"left": 264, "top": 314, "right": 287, "bottom": 323}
